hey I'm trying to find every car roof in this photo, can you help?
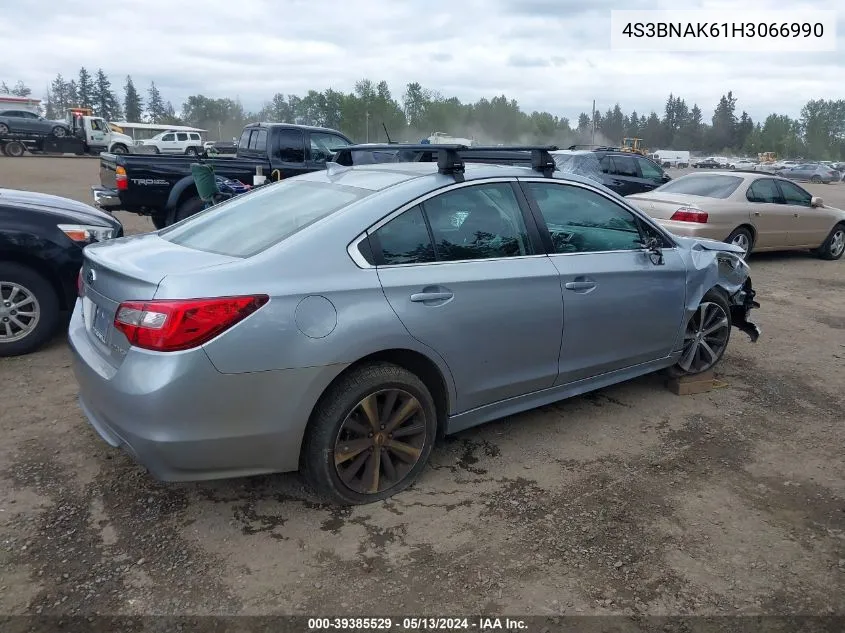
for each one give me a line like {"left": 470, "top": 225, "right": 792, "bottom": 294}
{"left": 297, "top": 161, "right": 610, "bottom": 192}
{"left": 244, "top": 122, "right": 347, "bottom": 135}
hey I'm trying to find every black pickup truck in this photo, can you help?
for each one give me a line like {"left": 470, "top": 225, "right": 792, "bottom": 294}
{"left": 92, "top": 123, "right": 353, "bottom": 228}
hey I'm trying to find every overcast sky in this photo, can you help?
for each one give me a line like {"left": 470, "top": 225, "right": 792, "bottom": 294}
{"left": 3, "top": 0, "right": 842, "bottom": 123}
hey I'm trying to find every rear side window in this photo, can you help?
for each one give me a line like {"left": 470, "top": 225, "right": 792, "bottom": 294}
{"left": 248, "top": 128, "right": 268, "bottom": 151}
{"left": 277, "top": 129, "right": 305, "bottom": 162}
{"left": 657, "top": 174, "right": 742, "bottom": 198}
{"left": 608, "top": 155, "right": 638, "bottom": 177}
{"left": 747, "top": 179, "right": 784, "bottom": 204}
{"left": 159, "top": 180, "right": 371, "bottom": 257}
{"left": 371, "top": 205, "right": 436, "bottom": 265}
{"left": 176, "top": 133, "right": 188, "bottom": 141}
{"left": 190, "top": 133, "right": 201, "bottom": 141}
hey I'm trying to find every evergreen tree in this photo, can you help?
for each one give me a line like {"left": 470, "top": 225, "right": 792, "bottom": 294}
{"left": 146, "top": 81, "right": 165, "bottom": 122}
{"left": 124, "top": 75, "right": 143, "bottom": 122}
{"left": 77, "top": 67, "right": 94, "bottom": 108}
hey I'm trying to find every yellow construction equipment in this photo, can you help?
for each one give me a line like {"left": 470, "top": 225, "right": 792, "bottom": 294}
{"left": 620, "top": 137, "right": 648, "bottom": 155}
{"left": 757, "top": 151, "right": 776, "bottom": 163}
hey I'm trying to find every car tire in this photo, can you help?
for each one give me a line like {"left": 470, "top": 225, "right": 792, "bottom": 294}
{"left": 0, "top": 263, "right": 60, "bottom": 357}
{"left": 3, "top": 141, "right": 25, "bottom": 157}
{"left": 810, "top": 175, "right": 822, "bottom": 183}
{"left": 111, "top": 144, "right": 128, "bottom": 154}
{"left": 151, "top": 214, "right": 168, "bottom": 230}
{"left": 52, "top": 126, "right": 67, "bottom": 137}
{"left": 185, "top": 147, "right": 198, "bottom": 156}
{"left": 301, "top": 362, "right": 438, "bottom": 505}
{"left": 725, "top": 227, "right": 753, "bottom": 259}
{"left": 169, "top": 196, "right": 205, "bottom": 225}
{"left": 814, "top": 223, "right": 845, "bottom": 261}
{"left": 668, "top": 289, "right": 732, "bottom": 378}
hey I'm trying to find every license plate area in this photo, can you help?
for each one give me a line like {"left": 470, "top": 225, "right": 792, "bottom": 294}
{"left": 84, "top": 296, "right": 111, "bottom": 345}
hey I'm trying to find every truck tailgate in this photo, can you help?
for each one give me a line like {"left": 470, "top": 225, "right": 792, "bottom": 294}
{"left": 100, "top": 154, "right": 118, "bottom": 189}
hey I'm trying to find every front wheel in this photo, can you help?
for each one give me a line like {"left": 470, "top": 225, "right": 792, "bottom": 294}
{"left": 301, "top": 363, "right": 438, "bottom": 505}
{"left": 815, "top": 223, "right": 845, "bottom": 261}
{"left": 0, "top": 263, "right": 60, "bottom": 357}
{"left": 669, "top": 289, "right": 732, "bottom": 377}
{"left": 111, "top": 144, "right": 128, "bottom": 154}
{"left": 52, "top": 126, "right": 67, "bottom": 137}
{"left": 725, "top": 227, "right": 753, "bottom": 259}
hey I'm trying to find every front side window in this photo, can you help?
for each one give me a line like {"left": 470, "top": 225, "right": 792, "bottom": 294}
{"left": 161, "top": 133, "right": 175, "bottom": 142}
{"left": 311, "top": 132, "right": 350, "bottom": 163}
{"left": 777, "top": 180, "right": 812, "bottom": 206}
{"left": 277, "top": 129, "right": 305, "bottom": 162}
{"left": 525, "top": 183, "right": 642, "bottom": 253}
{"left": 248, "top": 128, "right": 268, "bottom": 151}
{"left": 160, "top": 180, "right": 370, "bottom": 258}
{"left": 637, "top": 157, "right": 664, "bottom": 179}
{"left": 370, "top": 205, "right": 435, "bottom": 265}
{"left": 422, "top": 183, "right": 533, "bottom": 261}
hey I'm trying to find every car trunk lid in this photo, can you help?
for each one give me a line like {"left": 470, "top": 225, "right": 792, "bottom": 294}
{"left": 627, "top": 193, "right": 712, "bottom": 220}
{"left": 79, "top": 234, "right": 242, "bottom": 365}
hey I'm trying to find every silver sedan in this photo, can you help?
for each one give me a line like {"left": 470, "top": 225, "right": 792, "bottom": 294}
{"left": 69, "top": 147, "right": 760, "bottom": 505}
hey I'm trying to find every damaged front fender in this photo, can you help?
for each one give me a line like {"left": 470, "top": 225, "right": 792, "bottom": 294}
{"left": 675, "top": 236, "right": 761, "bottom": 344}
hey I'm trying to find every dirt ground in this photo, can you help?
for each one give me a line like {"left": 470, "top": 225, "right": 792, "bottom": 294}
{"left": 1, "top": 156, "right": 843, "bottom": 622}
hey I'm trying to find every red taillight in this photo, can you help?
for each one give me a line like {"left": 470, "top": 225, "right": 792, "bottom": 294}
{"left": 77, "top": 269, "right": 84, "bottom": 297}
{"left": 670, "top": 207, "right": 709, "bottom": 223}
{"left": 115, "top": 166, "right": 127, "bottom": 191}
{"left": 113, "top": 295, "right": 269, "bottom": 352}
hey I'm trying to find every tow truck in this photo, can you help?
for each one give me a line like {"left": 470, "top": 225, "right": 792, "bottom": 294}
{"left": 0, "top": 109, "right": 134, "bottom": 158}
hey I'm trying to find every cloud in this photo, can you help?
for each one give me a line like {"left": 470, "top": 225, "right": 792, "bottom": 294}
{"left": 0, "top": 0, "right": 842, "bottom": 124}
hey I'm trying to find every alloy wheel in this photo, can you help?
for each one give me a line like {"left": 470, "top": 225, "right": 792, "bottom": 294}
{"left": 830, "top": 228, "right": 845, "bottom": 259}
{"left": 730, "top": 233, "right": 750, "bottom": 257}
{"left": 0, "top": 282, "right": 41, "bottom": 343}
{"left": 333, "top": 389, "right": 428, "bottom": 495}
{"left": 678, "top": 302, "right": 730, "bottom": 374}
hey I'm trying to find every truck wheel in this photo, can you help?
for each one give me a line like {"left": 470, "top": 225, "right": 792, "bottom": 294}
{"left": 111, "top": 144, "right": 128, "bottom": 154}
{"left": 151, "top": 215, "right": 168, "bottom": 230}
{"left": 3, "top": 141, "right": 25, "bottom": 158}
{"left": 52, "top": 126, "right": 67, "bottom": 138}
{"left": 0, "top": 263, "right": 60, "bottom": 357}
{"left": 185, "top": 147, "right": 198, "bottom": 156}
{"left": 168, "top": 197, "right": 205, "bottom": 225}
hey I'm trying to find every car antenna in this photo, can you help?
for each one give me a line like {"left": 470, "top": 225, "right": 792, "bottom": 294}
{"left": 382, "top": 122, "right": 394, "bottom": 144}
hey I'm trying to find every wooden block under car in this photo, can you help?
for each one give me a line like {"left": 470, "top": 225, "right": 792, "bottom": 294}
{"left": 666, "top": 369, "right": 726, "bottom": 395}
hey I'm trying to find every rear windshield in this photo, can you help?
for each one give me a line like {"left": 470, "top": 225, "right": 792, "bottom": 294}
{"left": 159, "top": 179, "right": 371, "bottom": 257}
{"left": 656, "top": 174, "right": 742, "bottom": 198}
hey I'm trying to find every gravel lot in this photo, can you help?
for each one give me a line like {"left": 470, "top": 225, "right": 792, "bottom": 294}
{"left": 1, "top": 157, "right": 844, "bottom": 619}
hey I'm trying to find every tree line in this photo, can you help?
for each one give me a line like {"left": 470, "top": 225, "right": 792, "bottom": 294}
{"left": 3, "top": 69, "right": 844, "bottom": 160}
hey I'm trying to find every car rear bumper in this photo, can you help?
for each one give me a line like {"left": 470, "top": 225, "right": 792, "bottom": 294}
{"left": 68, "top": 301, "right": 344, "bottom": 481}
{"left": 91, "top": 186, "right": 121, "bottom": 210}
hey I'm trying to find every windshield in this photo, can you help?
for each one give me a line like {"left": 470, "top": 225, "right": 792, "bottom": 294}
{"left": 159, "top": 179, "right": 372, "bottom": 257}
{"left": 656, "top": 174, "right": 742, "bottom": 198}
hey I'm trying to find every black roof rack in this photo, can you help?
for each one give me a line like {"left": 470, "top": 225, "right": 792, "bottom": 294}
{"left": 332, "top": 144, "right": 559, "bottom": 177}
{"left": 566, "top": 144, "right": 619, "bottom": 152}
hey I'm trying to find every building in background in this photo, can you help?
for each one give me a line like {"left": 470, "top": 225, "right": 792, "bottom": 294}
{"left": 107, "top": 121, "right": 207, "bottom": 140}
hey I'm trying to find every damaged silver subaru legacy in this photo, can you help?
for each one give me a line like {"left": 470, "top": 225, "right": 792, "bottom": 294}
{"left": 70, "top": 146, "right": 760, "bottom": 505}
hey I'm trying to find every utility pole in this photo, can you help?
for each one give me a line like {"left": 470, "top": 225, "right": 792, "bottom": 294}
{"left": 591, "top": 99, "right": 596, "bottom": 144}
{"left": 365, "top": 109, "right": 370, "bottom": 142}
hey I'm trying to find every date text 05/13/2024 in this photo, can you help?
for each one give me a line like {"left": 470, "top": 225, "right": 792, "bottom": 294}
{"left": 609, "top": 9, "right": 837, "bottom": 52}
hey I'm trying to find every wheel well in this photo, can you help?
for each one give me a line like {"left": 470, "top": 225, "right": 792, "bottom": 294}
{"left": 305, "top": 349, "right": 452, "bottom": 449}
{"left": 175, "top": 184, "right": 199, "bottom": 209}
{"left": 730, "top": 223, "right": 756, "bottom": 244}
{"left": 0, "top": 254, "right": 67, "bottom": 309}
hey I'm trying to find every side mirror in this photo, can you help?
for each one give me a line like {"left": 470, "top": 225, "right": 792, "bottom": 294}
{"left": 811, "top": 196, "right": 824, "bottom": 208}
{"left": 638, "top": 236, "right": 664, "bottom": 265}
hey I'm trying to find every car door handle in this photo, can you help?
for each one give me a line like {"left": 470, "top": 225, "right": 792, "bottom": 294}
{"left": 410, "top": 292, "right": 454, "bottom": 302}
{"left": 564, "top": 281, "right": 597, "bottom": 291}
{"left": 753, "top": 211, "right": 761, "bottom": 216}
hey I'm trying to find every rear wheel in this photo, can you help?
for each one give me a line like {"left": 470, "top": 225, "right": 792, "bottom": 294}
{"left": 669, "top": 289, "right": 732, "bottom": 377}
{"left": 815, "top": 223, "right": 845, "bottom": 261}
{"left": 3, "top": 141, "right": 25, "bottom": 158}
{"left": 0, "top": 263, "right": 59, "bottom": 357}
{"left": 810, "top": 175, "right": 822, "bottom": 183}
{"left": 52, "top": 126, "right": 67, "bottom": 137}
{"left": 169, "top": 196, "right": 205, "bottom": 225}
{"left": 301, "top": 363, "right": 438, "bottom": 505}
{"left": 725, "top": 227, "right": 753, "bottom": 259}
{"left": 185, "top": 147, "right": 198, "bottom": 156}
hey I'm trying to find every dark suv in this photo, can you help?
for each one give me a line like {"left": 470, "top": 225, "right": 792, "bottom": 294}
{"left": 551, "top": 149, "right": 671, "bottom": 196}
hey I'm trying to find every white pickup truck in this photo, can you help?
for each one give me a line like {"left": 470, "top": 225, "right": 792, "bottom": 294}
{"left": 71, "top": 115, "right": 135, "bottom": 154}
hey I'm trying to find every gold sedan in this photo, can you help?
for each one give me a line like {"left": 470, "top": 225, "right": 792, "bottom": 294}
{"left": 627, "top": 171, "right": 845, "bottom": 260}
